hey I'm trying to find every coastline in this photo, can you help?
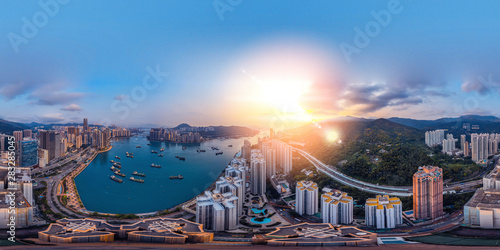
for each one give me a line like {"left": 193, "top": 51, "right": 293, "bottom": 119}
{"left": 68, "top": 138, "right": 242, "bottom": 217}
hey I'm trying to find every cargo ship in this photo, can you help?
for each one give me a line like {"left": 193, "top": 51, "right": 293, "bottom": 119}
{"left": 114, "top": 171, "right": 126, "bottom": 177}
{"left": 110, "top": 166, "right": 118, "bottom": 172}
{"left": 130, "top": 177, "right": 144, "bottom": 183}
{"left": 151, "top": 164, "right": 161, "bottom": 168}
{"left": 115, "top": 156, "right": 121, "bottom": 159}
{"left": 216, "top": 152, "right": 223, "bottom": 155}
{"left": 113, "top": 163, "right": 121, "bottom": 168}
{"left": 169, "top": 175, "right": 184, "bottom": 179}
{"left": 110, "top": 175, "right": 123, "bottom": 183}
{"left": 132, "top": 171, "right": 146, "bottom": 177}
{"left": 151, "top": 150, "right": 158, "bottom": 154}
{"left": 179, "top": 157, "right": 186, "bottom": 161}
{"left": 197, "top": 149, "right": 206, "bottom": 152}
{"left": 110, "top": 160, "right": 115, "bottom": 163}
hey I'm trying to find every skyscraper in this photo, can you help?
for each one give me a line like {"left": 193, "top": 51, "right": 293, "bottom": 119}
{"left": 413, "top": 166, "right": 443, "bottom": 220}
{"left": 241, "top": 140, "right": 251, "bottom": 163}
{"left": 83, "top": 118, "right": 89, "bottom": 133}
{"left": 39, "top": 130, "right": 61, "bottom": 161}
{"left": 295, "top": 181, "right": 318, "bottom": 216}
{"left": 365, "top": 195, "right": 402, "bottom": 229}
{"left": 321, "top": 190, "right": 353, "bottom": 225}
{"left": 13, "top": 131, "right": 23, "bottom": 144}
{"left": 19, "top": 140, "right": 38, "bottom": 168}
{"left": 250, "top": 150, "right": 266, "bottom": 196}
{"left": 23, "top": 129, "right": 32, "bottom": 139}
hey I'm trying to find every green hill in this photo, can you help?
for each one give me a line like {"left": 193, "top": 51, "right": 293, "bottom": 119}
{"left": 0, "top": 118, "right": 28, "bottom": 135}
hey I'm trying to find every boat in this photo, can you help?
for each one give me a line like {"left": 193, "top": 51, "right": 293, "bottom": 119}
{"left": 228, "top": 145, "right": 233, "bottom": 147}
{"left": 110, "top": 166, "right": 118, "bottom": 171}
{"left": 147, "top": 143, "right": 152, "bottom": 145}
{"left": 114, "top": 162, "right": 122, "bottom": 165}
{"left": 182, "top": 146, "right": 186, "bottom": 150}
{"left": 211, "top": 146, "right": 220, "bottom": 150}
{"left": 110, "top": 175, "right": 123, "bottom": 183}
{"left": 129, "top": 152, "right": 134, "bottom": 155}
{"left": 151, "top": 164, "right": 161, "bottom": 168}
{"left": 132, "top": 171, "right": 146, "bottom": 177}
{"left": 179, "top": 157, "right": 186, "bottom": 161}
{"left": 110, "top": 160, "right": 115, "bottom": 163}
{"left": 151, "top": 150, "right": 158, "bottom": 154}
{"left": 128, "top": 155, "right": 134, "bottom": 158}
{"left": 159, "top": 154, "right": 163, "bottom": 157}
{"left": 170, "top": 175, "right": 184, "bottom": 179}
{"left": 113, "top": 163, "right": 121, "bottom": 168}
{"left": 115, "top": 156, "right": 121, "bottom": 159}
{"left": 216, "top": 152, "right": 223, "bottom": 155}
{"left": 114, "top": 171, "right": 126, "bottom": 177}
{"left": 130, "top": 177, "right": 144, "bottom": 183}
{"left": 160, "top": 148, "right": 165, "bottom": 152}
{"left": 197, "top": 149, "right": 206, "bottom": 152}
{"left": 175, "top": 156, "right": 180, "bottom": 158}
{"left": 136, "top": 145, "right": 141, "bottom": 148}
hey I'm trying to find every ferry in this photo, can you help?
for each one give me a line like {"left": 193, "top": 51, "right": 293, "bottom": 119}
{"left": 115, "top": 156, "right": 121, "bottom": 159}
{"left": 160, "top": 148, "right": 165, "bottom": 152}
{"left": 110, "top": 160, "right": 115, "bottom": 163}
{"left": 216, "top": 152, "right": 223, "bottom": 155}
{"left": 151, "top": 150, "right": 158, "bottom": 154}
{"left": 114, "top": 171, "right": 126, "bottom": 177}
{"left": 197, "top": 149, "right": 206, "bottom": 152}
{"left": 151, "top": 164, "right": 161, "bottom": 168}
{"left": 130, "top": 177, "right": 145, "bottom": 183}
{"left": 132, "top": 171, "right": 146, "bottom": 177}
{"left": 159, "top": 154, "right": 163, "bottom": 157}
{"left": 179, "top": 157, "right": 186, "bottom": 161}
{"left": 169, "top": 175, "right": 184, "bottom": 179}
{"left": 136, "top": 145, "right": 142, "bottom": 148}
{"left": 110, "top": 175, "right": 123, "bottom": 183}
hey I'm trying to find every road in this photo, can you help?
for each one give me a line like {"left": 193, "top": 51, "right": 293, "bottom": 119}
{"left": 294, "top": 147, "right": 497, "bottom": 197}
{"left": 34, "top": 147, "right": 95, "bottom": 219}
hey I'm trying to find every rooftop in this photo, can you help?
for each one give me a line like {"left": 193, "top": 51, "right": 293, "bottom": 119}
{"left": 465, "top": 188, "right": 500, "bottom": 209}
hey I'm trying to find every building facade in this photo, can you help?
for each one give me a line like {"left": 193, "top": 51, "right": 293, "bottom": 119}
{"left": 295, "top": 181, "right": 318, "bottom": 216}
{"left": 321, "top": 190, "right": 353, "bottom": 225}
{"left": 413, "top": 166, "right": 443, "bottom": 220}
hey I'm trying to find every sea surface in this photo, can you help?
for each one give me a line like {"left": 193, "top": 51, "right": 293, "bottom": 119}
{"left": 75, "top": 134, "right": 257, "bottom": 214}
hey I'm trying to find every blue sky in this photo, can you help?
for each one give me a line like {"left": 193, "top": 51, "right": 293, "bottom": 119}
{"left": 1, "top": 0, "right": 500, "bottom": 127}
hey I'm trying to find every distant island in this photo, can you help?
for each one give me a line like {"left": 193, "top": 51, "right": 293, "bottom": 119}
{"left": 147, "top": 123, "right": 259, "bottom": 143}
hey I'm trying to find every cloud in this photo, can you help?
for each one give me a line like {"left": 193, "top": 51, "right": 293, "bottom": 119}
{"left": 461, "top": 74, "right": 500, "bottom": 96}
{"left": 114, "top": 94, "right": 129, "bottom": 100}
{"left": 36, "top": 113, "right": 65, "bottom": 124}
{"left": 61, "top": 104, "right": 83, "bottom": 112}
{"left": 29, "top": 91, "right": 85, "bottom": 105}
{"left": 425, "top": 90, "right": 452, "bottom": 97}
{"left": 0, "top": 82, "right": 31, "bottom": 100}
{"left": 337, "top": 83, "right": 423, "bottom": 114}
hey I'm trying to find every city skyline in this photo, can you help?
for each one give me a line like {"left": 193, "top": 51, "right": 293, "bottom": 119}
{"left": 1, "top": 1, "right": 500, "bottom": 128}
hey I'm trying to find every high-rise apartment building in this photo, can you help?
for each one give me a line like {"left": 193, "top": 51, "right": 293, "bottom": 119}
{"left": 321, "top": 190, "right": 353, "bottom": 225}
{"left": 295, "top": 181, "right": 318, "bottom": 216}
{"left": 39, "top": 130, "right": 61, "bottom": 161}
{"left": 196, "top": 190, "right": 238, "bottom": 231}
{"left": 365, "top": 195, "right": 402, "bottom": 229}
{"left": 425, "top": 129, "right": 445, "bottom": 147}
{"left": 83, "top": 118, "right": 89, "bottom": 133}
{"left": 413, "top": 166, "right": 443, "bottom": 220}
{"left": 250, "top": 150, "right": 266, "bottom": 196}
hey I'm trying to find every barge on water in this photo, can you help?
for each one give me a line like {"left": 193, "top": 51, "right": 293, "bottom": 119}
{"left": 110, "top": 175, "right": 123, "bottom": 183}
{"left": 114, "top": 171, "right": 126, "bottom": 177}
{"left": 132, "top": 171, "right": 146, "bottom": 177}
{"left": 130, "top": 177, "right": 144, "bottom": 183}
